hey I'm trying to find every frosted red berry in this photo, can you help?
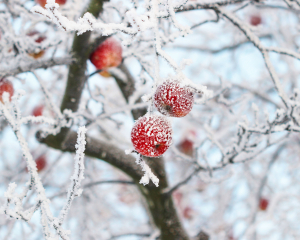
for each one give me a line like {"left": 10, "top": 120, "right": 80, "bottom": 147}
{"left": 90, "top": 37, "right": 123, "bottom": 77}
{"left": 154, "top": 80, "right": 194, "bottom": 117}
{"left": 36, "top": 0, "right": 67, "bottom": 8}
{"left": 131, "top": 115, "right": 172, "bottom": 157}
{"left": 250, "top": 15, "right": 262, "bottom": 26}
{"left": 0, "top": 79, "right": 14, "bottom": 103}
{"left": 259, "top": 198, "right": 269, "bottom": 211}
{"left": 32, "top": 105, "right": 44, "bottom": 117}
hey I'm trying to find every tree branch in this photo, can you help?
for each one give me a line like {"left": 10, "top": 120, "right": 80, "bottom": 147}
{"left": 0, "top": 57, "right": 74, "bottom": 78}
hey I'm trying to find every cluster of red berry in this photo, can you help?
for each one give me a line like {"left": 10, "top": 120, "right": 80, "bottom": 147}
{"left": 131, "top": 80, "right": 195, "bottom": 157}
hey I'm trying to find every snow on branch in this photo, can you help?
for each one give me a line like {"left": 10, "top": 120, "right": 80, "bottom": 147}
{"left": 31, "top": 0, "right": 135, "bottom": 35}
{"left": 0, "top": 93, "right": 70, "bottom": 240}
{"left": 136, "top": 155, "right": 159, "bottom": 187}
{"left": 57, "top": 126, "right": 87, "bottom": 226}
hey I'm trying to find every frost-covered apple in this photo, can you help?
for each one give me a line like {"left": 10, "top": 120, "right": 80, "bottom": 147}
{"left": 90, "top": 37, "right": 123, "bottom": 77}
{"left": 131, "top": 115, "right": 172, "bottom": 157}
{"left": 154, "top": 80, "right": 194, "bottom": 117}
{"left": 27, "top": 31, "right": 46, "bottom": 59}
{"left": 250, "top": 15, "right": 262, "bottom": 26}
{"left": 32, "top": 105, "right": 44, "bottom": 117}
{"left": 259, "top": 197, "right": 269, "bottom": 211}
{"left": 0, "top": 79, "right": 14, "bottom": 103}
{"left": 36, "top": 0, "right": 67, "bottom": 8}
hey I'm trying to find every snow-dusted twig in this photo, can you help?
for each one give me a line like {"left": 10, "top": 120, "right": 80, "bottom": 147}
{"left": 0, "top": 94, "right": 70, "bottom": 240}
{"left": 135, "top": 154, "right": 159, "bottom": 187}
{"left": 57, "top": 126, "right": 87, "bottom": 226}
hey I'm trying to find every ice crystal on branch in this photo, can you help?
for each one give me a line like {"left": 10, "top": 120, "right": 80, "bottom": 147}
{"left": 58, "top": 126, "right": 87, "bottom": 226}
{"left": 136, "top": 155, "right": 159, "bottom": 187}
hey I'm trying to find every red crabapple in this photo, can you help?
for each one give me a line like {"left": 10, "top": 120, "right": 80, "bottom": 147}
{"left": 32, "top": 105, "right": 44, "bottom": 117}
{"left": 154, "top": 80, "right": 194, "bottom": 117}
{"left": 0, "top": 79, "right": 14, "bottom": 103}
{"left": 36, "top": 0, "right": 67, "bottom": 8}
{"left": 90, "top": 37, "right": 123, "bottom": 77}
{"left": 26, "top": 31, "right": 46, "bottom": 59}
{"left": 26, "top": 155, "right": 47, "bottom": 172}
{"left": 131, "top": 115, "right": 172, "bottom": 157}
{"left": 183, "top": 206, "right": 194, "bottom": 219}
{"left": 177, "top": 138, "right": 194, "bottom": 157}
{"left": 259, "top": 198, "right": 269, "bottom": 211}
{"left": 250, "top": 15, "right": 262, "bottom": 26}
{"left": 35, "top": 155, "right": 47, "bottom": 172}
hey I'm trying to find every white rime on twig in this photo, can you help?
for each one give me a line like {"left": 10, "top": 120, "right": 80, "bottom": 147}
{"left": 58, "top": 126, "right": 87, "bottom": 226}
{"left": 136, "top": 155, "right": 159, "bottom": 187}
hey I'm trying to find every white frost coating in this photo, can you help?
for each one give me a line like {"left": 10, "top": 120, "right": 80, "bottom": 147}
{"left": 58, "top": 126, "right": 87, "bottom": 226}
{"left": 125, "top": 149, "right": 133, "bottom": 155}
{"left": 0, "top": 98, "right": 72, "bottom": 240}
{"left": 136, "top": 155, "right": 159, "bottom": 187}
{"left": 30, "top": 0, "right": 212, "bottom": 106}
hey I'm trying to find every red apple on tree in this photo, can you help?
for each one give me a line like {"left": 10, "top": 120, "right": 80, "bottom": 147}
{"left": 90, "top": 37, "right": 123, "bottom": 77}
{"left": 32, "top": 105, "right": 44, "bottom": 117}
{"left": 183, "top": 206, "right": 194, "bottom": 220}
{"left": 0, "top": 79, "right": 14, "bottom": 103}
{"left": 26, "top": 155, "right": 47, "bottom": 172}
{"left": 154, "top": 80, "right": 194, "bottom": 117}
{"left": 177, "top": 138, "right": 194, "bottom": 157}
{"left": 250, "top": 15, "right": 262, "bottom": 26}
{"left": 173, "top": 191, "right": 183, "bottom": 206}
{"left": 36, "top": 0, "right": 67, "bottom": 8}
{"left": 259, "top": 197, "right": 269, "bottom": 211}
{"left": 131, "top": 115, "right": 172, "bottom": 157}
{"left": 35, "top": 155, "right": 47, "bottom": 172}
{"left": 26, "top": 31, "right": 46, "bottom": 59}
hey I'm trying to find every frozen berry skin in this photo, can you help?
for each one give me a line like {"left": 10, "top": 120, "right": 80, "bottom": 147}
{"left": 259, "top": 198, "right": 269, "bottom": 211}
{"left": 36, "top": 0, "right": 67, "bottom": 8}
{"left": 90, "top": 37, "right": 122, "bottom": 76}
{"left": 154, "top": 80, "right": 194, "bottom": 117}
{"left": 131, "top": 115, "right": 172, "bottom": 157}
{"left": 26, "top": 31, "right": 46, "bottom": 59}
{"left": 250, "top": 15, "right": 262, "bottom": 26}
{"left": 32, "top": 105, "right": 44, "bottom": 117}
{"left": 0, "top": 79, "right": 14, "bottom": 103}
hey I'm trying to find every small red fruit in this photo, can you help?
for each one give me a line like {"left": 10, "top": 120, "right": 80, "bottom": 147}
{"left": 250, "top": 15, "right": 262, "bottom": 26}
{"left": 259, "top": 198, "right": 269, "bottom": 211}
{"left": 177, "top": 138, "right": 194, "bottom": 157}
{"left": 36, "top": 0, "right": 67, "bottom": 8}
{"left": 154, "top": 80, "right": 194, "bottom": 117}
{"left": 173, "top": 191, "right": 183, "bottom": 206}
{"left": 32, "top": 105, "right": 44, "bottom": 117}
{"left": 26, "top": 155, "right": 47, "bottom": 172}
{"left": 90, "top": 37, "right": 123, "bottom": 77}
{"left": 0, "top": 79, "right": 14, "bottom": 103}
{"left": 131, "top": 115, "right": 172, "bottom": 157}
{"left": 35, "top": 155, "right": 47, "bottom": 172}
{"left": 183, "top": 206, "right": 194, "bottom": 219}
{"left": 26, "top": 31, "right": 46, "bottom": 59}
